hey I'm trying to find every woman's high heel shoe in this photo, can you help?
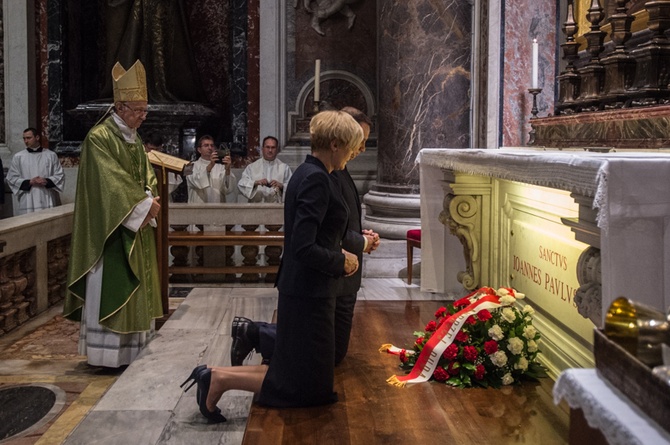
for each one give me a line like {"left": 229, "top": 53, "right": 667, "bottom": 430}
{"left": 196, "top": 368, "right": 226, "bottom": 423}
{"left": 180, "top": 364, "right": 207, "bottom": 393}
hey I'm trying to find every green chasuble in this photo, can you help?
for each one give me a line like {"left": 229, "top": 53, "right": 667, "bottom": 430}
{"left": 64, "top": 116, "right": 163, "bottom": 333}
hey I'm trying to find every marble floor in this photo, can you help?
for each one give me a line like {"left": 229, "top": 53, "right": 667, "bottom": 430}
{"left": 0, "top": 278, "right": 451, "bottom": 444}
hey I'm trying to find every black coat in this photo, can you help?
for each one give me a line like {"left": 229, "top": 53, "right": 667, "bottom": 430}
{"left": 275, "top": 155, "right": 348, "bottom": 298}
{"left": 260, "top": 155, "right": 349, "bottom": 407}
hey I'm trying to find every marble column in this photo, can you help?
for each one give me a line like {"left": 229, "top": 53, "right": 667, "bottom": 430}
{"left": 1, "top": 0, "right": 32, "bottom": 158}
{"left": 369, "top": 1, "right": 472, "bottom": 239}
{"left": 0, "top": 4, "right": 5, "bottom": 144}
{"left": 231, "top": 0, "right": 249, "bottom": 154}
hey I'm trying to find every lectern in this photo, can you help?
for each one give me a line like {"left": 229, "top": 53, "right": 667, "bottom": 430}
{"left": 147, "top": 151, "right": 192, "bottom": 315}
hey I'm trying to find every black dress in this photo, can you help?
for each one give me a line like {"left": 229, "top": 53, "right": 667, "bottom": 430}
{"left": 258, "top": 155, "right": 349, "bottom": 407}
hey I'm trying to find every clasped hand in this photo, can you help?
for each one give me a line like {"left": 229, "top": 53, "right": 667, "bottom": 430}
{"left": 362, "top": 229, "right": 381, "bottom": 254}
{"left": 29, "top": 176, "right": 48, "bottom": 187}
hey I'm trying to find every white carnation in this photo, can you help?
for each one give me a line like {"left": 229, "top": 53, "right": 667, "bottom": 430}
{"left": 490, "top": 350, "right": 508, "bottom": 367}
{"left": 502, "top": 308, "right": 517, "bottom": 323}
{"left": 502, "top": 372, "right": 514, "bottom": 385}
{"left": 515, "top": 356, "right": 529, "bottom": 371}
{"left": 523, "top": 325, "right": 537, "bottom": 340}
{"left": 507, "top": 337, "right": 524, "bottom": 355}
{"left": 514, "top": 292, "right": 525, "bottom": 299}
{"left": 499, "top": 295, "right": 516, "bottom": 306}
{"left": 497, "top": 288, "right": 511, "bottom": 296}
{"left": 523, "top": 305, "right": 535, "bottom": 316}
{"left": 488, "top": 324, "right": 505, "bottom": 341}
{"left": 527, "top": 340, "right": 538, "bottom": 353}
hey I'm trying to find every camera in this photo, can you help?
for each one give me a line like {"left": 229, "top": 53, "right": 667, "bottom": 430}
{"left": 216, "top": 144, "right": 231, "bottom": 163}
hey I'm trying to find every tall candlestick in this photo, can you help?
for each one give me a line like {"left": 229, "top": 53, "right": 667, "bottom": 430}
{"left": 314, "top": 59, "right": 321, "bottom": 102}
{"left": 531, "top": 39, "right": 539, "bottom": 89}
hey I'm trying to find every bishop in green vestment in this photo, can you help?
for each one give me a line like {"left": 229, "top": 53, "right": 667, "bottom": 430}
{"left": 64, "top": 60, "right": 163, "bottom": 367}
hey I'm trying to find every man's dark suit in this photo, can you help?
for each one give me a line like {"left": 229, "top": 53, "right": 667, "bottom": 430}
{"left": 331, "top": 166, "right": 365, "bottom": 364}
{"left": 259, "top": 155, "right": 349, "bottom": 408}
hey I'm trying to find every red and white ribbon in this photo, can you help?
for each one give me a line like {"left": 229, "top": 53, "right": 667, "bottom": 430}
{"left": 386, "top": 295, "right": 502, "bottom": 387}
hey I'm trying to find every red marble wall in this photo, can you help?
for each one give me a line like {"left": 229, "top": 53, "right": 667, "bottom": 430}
{"left": 501, "top": 0, "right": 557, "bottom": 147}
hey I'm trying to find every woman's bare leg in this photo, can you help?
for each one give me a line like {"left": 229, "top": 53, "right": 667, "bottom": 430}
{"left": 206, "top": 364, "right": 268, "bottom": 412}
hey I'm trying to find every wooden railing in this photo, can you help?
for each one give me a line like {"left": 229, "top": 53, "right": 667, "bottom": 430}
{"left": 166, "top": 203, "right": 284, "bottom": 284}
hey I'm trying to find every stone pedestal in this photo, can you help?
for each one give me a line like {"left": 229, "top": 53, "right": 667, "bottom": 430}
{"left": 64, "top": 102, "right": 218, "bottom": 159}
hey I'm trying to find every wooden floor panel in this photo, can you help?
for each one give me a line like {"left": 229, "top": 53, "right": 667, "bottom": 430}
{"left": 243, "top": 300, "right": 569, "bottom": 444}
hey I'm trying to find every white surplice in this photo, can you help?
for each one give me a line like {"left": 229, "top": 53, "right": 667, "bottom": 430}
{"left": 186, "top": 158, "right": 236, "bottom": 203}
{"left": 6, "top": 149, "right": 65, "bottom": 215}
{"left": 237, "top": 158, "right": 292, "bottom": 203}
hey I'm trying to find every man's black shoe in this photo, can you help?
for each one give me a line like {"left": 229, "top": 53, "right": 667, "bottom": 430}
{"left": 231, "top": 316, "right": 255, "bottom": 366}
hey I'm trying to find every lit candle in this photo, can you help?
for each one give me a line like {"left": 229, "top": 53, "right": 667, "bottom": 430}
{"left": 314, "top": 59, "right": 321, "bottom": 102}
{"left": 531, "top": 39, "right": 539, "bottom": 89}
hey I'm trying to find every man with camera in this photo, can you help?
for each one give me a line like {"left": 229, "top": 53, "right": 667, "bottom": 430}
{"left": 237, "top": 136, "right": 292, "bottom": 203}
{"left": 186, "top": 135, "right": 236, "bottom": 204}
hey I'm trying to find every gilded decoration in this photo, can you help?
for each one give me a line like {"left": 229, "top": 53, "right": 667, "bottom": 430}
{"left": 440, "top": 193, "right": 481, "bottom": 291}
{"left": 575, "top": 0, "right": 648, "bottom": 49}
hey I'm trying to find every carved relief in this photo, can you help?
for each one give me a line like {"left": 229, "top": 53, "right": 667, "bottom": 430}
{"left": 0, "top": 248, "right": 36, "bottom": 335}
{"left": 574, "top": 246, "right": 602, "bottom": 325}
{"left": 47, "top": 235, "right": 70, "bottom": 307}
{"left": 440, "top": 193, "right": 481, "bottom": 290}
{"left": 295, "top": 0, "right": 361, "bottom": 36}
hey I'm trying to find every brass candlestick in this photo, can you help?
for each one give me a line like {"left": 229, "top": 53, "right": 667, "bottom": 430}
{"left": 528, "top": 88, "right": 542, "bottom": 145}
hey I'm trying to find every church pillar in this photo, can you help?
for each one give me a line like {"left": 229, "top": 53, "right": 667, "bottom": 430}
{"left": 259, "top": 0, "right": 285, "bottom": 145}
{"left": 367, "top": 1, "right": 472, "bottom": 239}
{"left": 1, "top": 0, "right": 34, "bottom": 157}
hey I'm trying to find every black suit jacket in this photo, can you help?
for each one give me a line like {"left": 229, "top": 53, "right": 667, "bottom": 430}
{"left": 276, "top": 155, "right": 349, "bottom": 299}
{"left": 331, "top": 167, "right": 365, "bottom": 295}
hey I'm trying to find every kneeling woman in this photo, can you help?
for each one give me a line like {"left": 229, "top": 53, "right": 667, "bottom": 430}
{"left": 181, "top": 110, "right": 364, "bottom": 421}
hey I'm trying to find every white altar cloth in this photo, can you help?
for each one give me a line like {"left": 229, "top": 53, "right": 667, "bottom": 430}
{"left": 417, "top": 148, "right": 670, "bottom": 231}
{"left": 553, "top": 368, "right": 670, "bottom": 445}
{"left": 418, "top": 148, "right": 670, "bottom": 317}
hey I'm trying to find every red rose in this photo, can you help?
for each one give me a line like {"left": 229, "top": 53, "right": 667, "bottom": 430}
{"left": 425, "top": 320, "right": 437, "bottom": 332}
{"left": 433, "top": 366, "right": 449, "bottom": 382}
{"left": 463, "top": 345, "right": 478, "bottom": 362}
{"left": 477, "top": 309, "right": 492, "bottom": 322}
{"left": 435, "top": 307, "right": 447, "bottom": 318}
{"left": 447, "top": 361, "right": 461, "bottom": 375}
{"left": 455, "top": 331, "right": 469, "bottom": 343}
{"left": 399, "top": 350, "right": 408, "bottom": 363}
{"left": 465, "top": 316, "right": 477, "bottom": 325}
{"left": 415, "top": 336, "right": 424, "bottom": 346}
{"left": 484, "top": 340, "right": 498, "bottom": 354}
{"left": 474, "top": 364, "right": 486, "bottom": 380}
{"left": 442, "top": 343, "right": 459, "bottom": 360}
{"left": 454, "top": 297, "right": 471, "bottom": 308}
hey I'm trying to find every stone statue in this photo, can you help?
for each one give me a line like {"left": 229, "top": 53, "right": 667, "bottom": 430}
{"left": 102, "top": 0, "right": 206, "bottom": 103}
{"left": 295, "top": 0, "right": 361, "bottom": 36}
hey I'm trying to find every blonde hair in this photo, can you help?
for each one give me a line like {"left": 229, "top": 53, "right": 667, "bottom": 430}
{"left": 310, "top": 110, "right": 364, "bottom": 155}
